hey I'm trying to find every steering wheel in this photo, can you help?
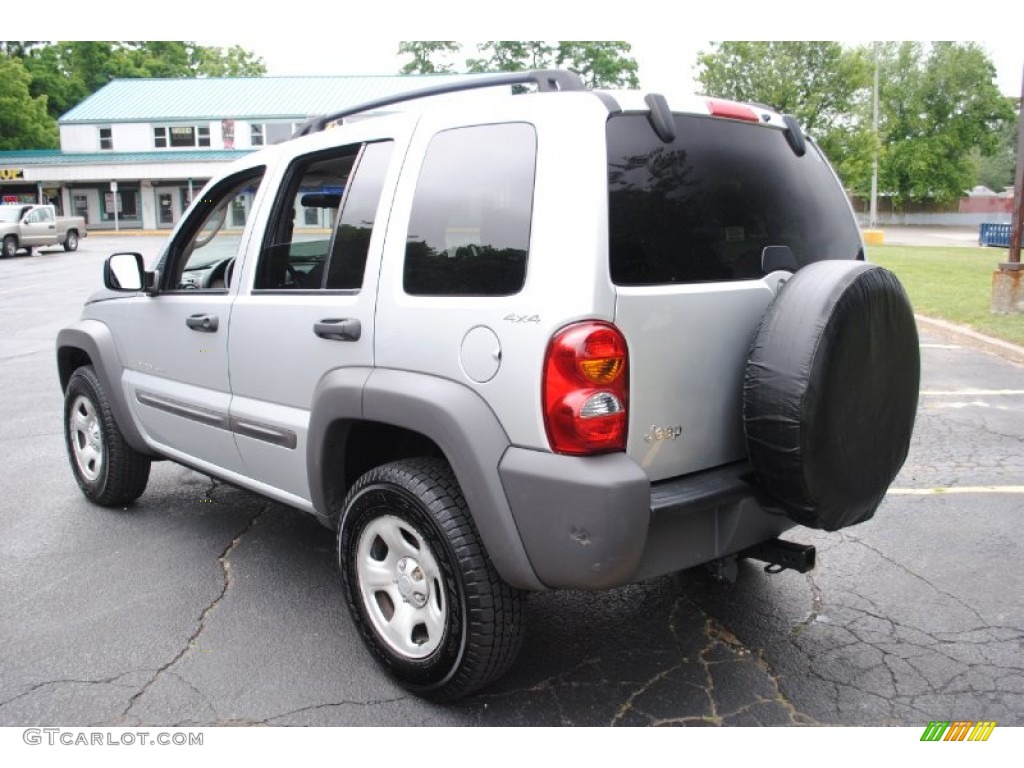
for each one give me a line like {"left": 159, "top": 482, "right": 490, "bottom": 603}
{"left": 204, "top": 257, "right": 235, "bottom": 289}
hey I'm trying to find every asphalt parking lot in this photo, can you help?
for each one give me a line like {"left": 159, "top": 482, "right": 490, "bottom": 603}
{"left": 1, "top": 235, "right": 1022, "bottom": 727}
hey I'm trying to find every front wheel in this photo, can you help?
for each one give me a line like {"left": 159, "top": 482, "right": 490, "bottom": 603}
{"left": 2, "top": 236, "right": 17, "bottom": 258}
{"left": 64, "top": 366, "right": 151, "bottom": 506}
{"left": 338, "top": 458, "right": 524, "bottom": 701}
{"left": 64, "top": 231, "right": 79, "bottom": 251}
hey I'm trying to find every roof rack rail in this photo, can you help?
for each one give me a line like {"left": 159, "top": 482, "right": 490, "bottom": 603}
{"left": 292, "top": 69, "right": 586, "bottom": 138}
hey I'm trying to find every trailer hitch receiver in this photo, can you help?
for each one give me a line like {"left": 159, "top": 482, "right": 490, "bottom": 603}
{"left": 740, "top": 539, "right": 816, "bottom": 574}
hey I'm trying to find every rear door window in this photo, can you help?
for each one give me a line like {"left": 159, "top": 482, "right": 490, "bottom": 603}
{"left": 607, "top": 114, "right": 862, "bottom": 285}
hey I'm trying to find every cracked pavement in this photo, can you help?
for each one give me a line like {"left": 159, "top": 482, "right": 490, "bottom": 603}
{"left": 1, "top": 237, "right": 1022, "bottom": 727}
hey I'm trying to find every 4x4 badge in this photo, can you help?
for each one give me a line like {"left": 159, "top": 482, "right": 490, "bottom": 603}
{"left": 643, "top": 424, "right": 683, "bottom": 443}
{"left": 503, "top": 313, "right": 540, "bottom": 324}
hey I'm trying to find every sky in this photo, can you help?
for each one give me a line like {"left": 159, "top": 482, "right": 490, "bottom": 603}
{"left": 23, "top": 1, "right": 1024, "bottom": 98}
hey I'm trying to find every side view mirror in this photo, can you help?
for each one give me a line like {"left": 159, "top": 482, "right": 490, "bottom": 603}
{"left": 104, "top": 252, "right": 157, "bottom": 294}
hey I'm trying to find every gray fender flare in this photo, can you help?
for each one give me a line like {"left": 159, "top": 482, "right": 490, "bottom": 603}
{"left": 307, "top": 368, "right": 545, "bottom": 592}
{"left": 56, "top": 320, "right": 154, "bottom": 456}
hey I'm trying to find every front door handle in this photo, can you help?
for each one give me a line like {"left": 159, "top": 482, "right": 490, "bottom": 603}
{"left": 186, "top": 313, "right": 219, "bottom": 332}
{"left": 314, "top": 318, "right": 361, "bottom": 341}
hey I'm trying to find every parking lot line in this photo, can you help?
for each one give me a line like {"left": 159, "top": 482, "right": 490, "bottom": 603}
{"left": 920, "top": 390, "right": 1024, "bottom": 396}
{"left": 888, "top": 486, "right": 1024, "bottom": 495}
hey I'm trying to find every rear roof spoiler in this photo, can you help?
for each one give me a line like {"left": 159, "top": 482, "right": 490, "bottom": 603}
{"left": 292, "top": 69, "right": 587, "bottom": 138}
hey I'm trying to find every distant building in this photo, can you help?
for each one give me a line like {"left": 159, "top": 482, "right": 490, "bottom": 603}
{"left": 959, "top": 185, "right": 1014, "bottom": 215}
{"left": 0, "top": 74, "right": 475, "bottom": 230}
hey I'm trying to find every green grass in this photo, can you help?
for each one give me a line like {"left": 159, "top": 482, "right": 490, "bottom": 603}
{"left": 867, "top": 244, "right": 1024, "bottom": 347}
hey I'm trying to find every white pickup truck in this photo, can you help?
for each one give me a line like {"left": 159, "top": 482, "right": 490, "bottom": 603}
{"left": 0, "top": 204, "right": 87, "bottom": 257}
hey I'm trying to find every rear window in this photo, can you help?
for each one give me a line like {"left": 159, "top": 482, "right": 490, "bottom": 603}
{"left": 607, "top": 114, "right": 862, "bottom": 285}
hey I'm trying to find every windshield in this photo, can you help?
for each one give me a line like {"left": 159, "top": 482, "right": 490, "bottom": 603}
{"left": 607, "top": 113, "right": 862, "bottom": 285}
{"left": 0, "top": 207, "right": 24, "bottom": 223}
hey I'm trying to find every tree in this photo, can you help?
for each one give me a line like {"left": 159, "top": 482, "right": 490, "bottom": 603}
{"left": 0, "top": 56, "right": 58, "bottom": 149}
{"left": 398, "top": 41, "right": 461, "bottom": 74}
{"left": 466, "top": 41, "right": 555, "bottom": 73}
{"left": 555, "top": 41, "right": 639, "bottom": 88}
{"left": 402, "top": 40, "right": 639, "bottom": 89}
{"left": 191, "top": 44, "right": 267, "bottom": 78}
{"left": 6, "top": 42, "right": 267, "bottom": 121}
{"left": 876, "top": 41, "right": 1013, "bottom": 203}
{"left": 970, "top": 111, "right": 1018, "bottom": 192}
{"left": 0, "top": 41, "right": 42, "bottom": 58}
{"left": 696, "top": 42, "right": 872, "bottom": 186}
{"left": 0, "top": 41, "right": 266, "bottom": 149}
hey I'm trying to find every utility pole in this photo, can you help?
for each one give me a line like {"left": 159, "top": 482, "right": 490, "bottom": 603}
{"left": 869, "top": 42, "right": 880, "bottom": 231}
{"left": 991, "top": 64, "right": 1023, "bottom": 313}
{"left": 1007, "top": 64, "right": 1023, "bottom": 266}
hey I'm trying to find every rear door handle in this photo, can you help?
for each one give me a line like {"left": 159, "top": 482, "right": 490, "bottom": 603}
{"left": 186, "top": 313, "right": 219, "bottom": 332}
{"left": 314, "top": 318, "right": 361, "bottom": 341}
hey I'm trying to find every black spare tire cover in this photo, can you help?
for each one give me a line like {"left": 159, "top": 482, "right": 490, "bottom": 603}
{"left": 743, "top": 261, "right": 919, "bottom": 531}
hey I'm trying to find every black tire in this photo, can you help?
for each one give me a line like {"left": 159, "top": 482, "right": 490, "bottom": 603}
{"left": 64, "top": 231, "right": 79, "bottom": 251}
{"left": 64, "top": 366, "right": 151, "bottom": 506}
{"left": 743, "top": 261, "right": 919, "bottom": 531}
{"left": 2, "top": 236, "right": 17, "bottom": 259}
{"left": 338, "top": 458, "right": 524, "bottom": 701}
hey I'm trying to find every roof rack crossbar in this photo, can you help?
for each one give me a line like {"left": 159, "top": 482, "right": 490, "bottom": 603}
{"left": 292, "top": 69, "right": 586, "bottom": 138}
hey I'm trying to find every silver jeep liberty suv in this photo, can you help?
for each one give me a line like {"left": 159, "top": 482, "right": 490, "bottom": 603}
{"left": 57, "top": 70, "right": 920, "bottom": 700}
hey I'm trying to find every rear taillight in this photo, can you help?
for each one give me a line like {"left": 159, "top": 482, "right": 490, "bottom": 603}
{"left": 543, "top": 321, "right": 629, "bottom": 455}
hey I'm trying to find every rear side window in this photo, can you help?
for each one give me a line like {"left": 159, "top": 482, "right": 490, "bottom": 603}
{"left": 404, "top": 123, "right": 536, "bottom": 296}
{"left": 607, "top": 114, "right": 862, "bottom": 285}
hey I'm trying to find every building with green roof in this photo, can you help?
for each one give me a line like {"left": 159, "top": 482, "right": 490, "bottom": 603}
{"left": 0, "top": 74, "right": 474, "bottom": 230}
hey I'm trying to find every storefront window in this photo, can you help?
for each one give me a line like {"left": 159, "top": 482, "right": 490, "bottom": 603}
{"left": 101, "top": 189, "right": 140, "bottom": 221}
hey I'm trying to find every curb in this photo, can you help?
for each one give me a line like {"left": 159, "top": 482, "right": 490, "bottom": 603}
{"left": 916, "top": 315, "right": 1024, "bottom": 365}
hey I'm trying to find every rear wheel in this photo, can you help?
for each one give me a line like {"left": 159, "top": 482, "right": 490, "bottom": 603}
{"left": 64, "top": 366, "right": 151, "bottom": 506}
{"left": 64, "top": 231, "right": 79, "bottom": 251}
{"left": 338, "top": 458, "right": 524, "bottom": 701}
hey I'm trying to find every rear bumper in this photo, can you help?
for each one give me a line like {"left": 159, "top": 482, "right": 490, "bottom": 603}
{"left": 499, "top": 449, "right": 793, "bottom": 589}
